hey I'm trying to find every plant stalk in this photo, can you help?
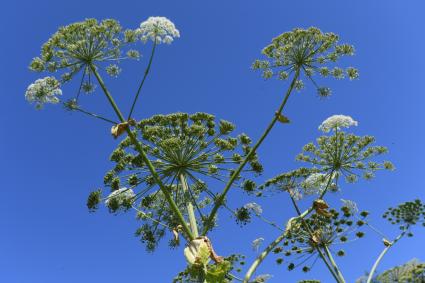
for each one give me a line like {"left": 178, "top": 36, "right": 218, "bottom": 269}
{"left": 243, "top": 172, "right": 339, "bottom": 283}
{"left": 243, "top": 210, "right": 310, "bottom": 283}
{"left": 323, "top": 245, "right": 346, "bottom": 282}
{"left": 366, "top": 229, "right": 408, "bottom": 283}
{"left": 179, "top": 174, "right": 199, "bottom": 238}
{"left": 203, "top": 69, "right": 300, "bottom": 235}
{"left": 288, "top": 192, "right": 344, "bottom": 283}
{"left": 127, "top": 41, "right": 157, "bottom": 120}
{"left": 89, "top": 64, "right": 194, "bottom": 241}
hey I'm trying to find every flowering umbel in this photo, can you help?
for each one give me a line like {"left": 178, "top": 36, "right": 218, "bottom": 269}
{"left": 137, "top": 16, "right": 180, "bottom": 44}
{"left": 26, "top": 17, "right": 179, "bottom": 107}
{"left": 252, "top": 27, "right": 358, "bottom": 97}
{"left": 87, "top": 112, "right": 262, "bottom": 250}
{"left": 25, "top": 76, "right": 62, "bottom": 109}
{"left": 274, "top": 204, "right": 369, "bottom": 273}
{"left": 318, "top": 114, "right": 358, "bottom": 133}
{"left": 296, "top": 115, "right": 394, "bottom": 184}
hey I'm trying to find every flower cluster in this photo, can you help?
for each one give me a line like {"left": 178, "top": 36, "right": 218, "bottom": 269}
{"left": 383, "top": 200, "right": 425, "bottom": 234}
{"left": 25, "top": 76, "right": 62, "bottom": 109}
{"left": 252, "top": 27, "right": 358, "bottom": 97}
{"left": 259, "top": 167, "right": 339, "bottom": 201}
{"left": 318, "top": 115, "right": 358, "bottom": 133}
{"left": 273, "top": 204, "right": 370, "bottom": 273}
{"left": 104, "top": 187, "right": 135, "bottom": 212}
{"left": 137, "top": 16, "right": 180, "bottom": 44}
{"left": 296, "top": 115, "right": 394, "bottom": 184}
{"left": 88, "top": 112, "right": 262, "bottom": 250}
{"left": 375, "top": 259, "right": 425, "bottom": 283}
{"left": 245, "top": 202, "right": 263, "bottom": 216}
{"left": 29, "top": 19, "right": 132, "bottom": 77}
{"left": 300, "top": 173, "right": 337, "bottom": 195}
{"left": 27, "top": 18, "right": 151, "bottom": 106}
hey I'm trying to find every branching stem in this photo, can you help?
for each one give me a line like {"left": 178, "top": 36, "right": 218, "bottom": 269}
{"left": 89, "top": 64, "right": 194, "bottom": 241}
{"left": 203, "top": 69, "right": 301, "bottom": 235}
{"left": 366, "top": 228, "right": 409, "bottom": 283}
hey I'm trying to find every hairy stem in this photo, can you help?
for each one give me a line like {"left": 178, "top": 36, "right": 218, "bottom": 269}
{"left": 202, "top": 69, "right": 300, "bottom": 235}
{"left": 90, "top": 64, "right": 194, "bottom": 241}
{"left": 179, "top": 174, "right": 199, "bottom": 237}
{"left": 127, "top": 41, "right": 157, "bottom": 120}
{"left": 366, "top": 229, "right": 408, "bottom": 283}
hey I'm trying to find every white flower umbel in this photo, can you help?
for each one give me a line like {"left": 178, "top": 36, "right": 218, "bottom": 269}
{"left": 25, "top": 76, "right": 62, "bottom": 109}
{"left": 301, "top": 173, "right": 335, "bottom": 195}
{"left": 319, "top": 114, "right": 358, "bottom": 133}
{"left": 105, "top": 187, "right": 135, "bottom": 206}
{"left": 252, "top": 237, "right": 265, "bottom": 251}
{"left": 137, "top": 16, "right": 180, "bottom": 44}
{"left": 244, "top": 202, "right": 263, "bottom": 216}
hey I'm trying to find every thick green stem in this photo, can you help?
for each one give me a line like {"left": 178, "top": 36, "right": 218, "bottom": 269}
{"left": 127, "top": 42, "right": 157, "bottom": 120}
{"left": 89, "top": 64, "right": 194, "bottom": 241}
{"left": 179, "top": 174, "right": 199, "bottom": 238}
{"left": 202, "top": 69, "right": 300, "bottom": 235}
{"left": 366, "top": 230, "right": 408, "bottom": 283}
{"left": 323, "top": 245, "right": 346, "bottom": 283}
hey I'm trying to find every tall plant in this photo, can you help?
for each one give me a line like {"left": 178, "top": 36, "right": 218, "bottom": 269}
{"left": 26, "top": 17, "right": 424, "bottom": 283}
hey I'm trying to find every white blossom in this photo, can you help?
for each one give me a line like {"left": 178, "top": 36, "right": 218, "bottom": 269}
{"left": 319, "top": 114, "right": 358, "bottom": 133}
{"left": 244, "top": 202, "right": 263, "bottom": 216}
{"left": 301, "top": 173, "right": 336, "bottom": 195}
{"left": 252, "top": 237, "right": 264, "bottom": 251}
{"left": 105, "top": 187, "right": 135, "bottom": 206}
{"left": 253, "top": 274, "right": 273, "bottom": 282}
{"left": 137, "top": 16, "right": 180, "bottom": 44}
{"left": 25, "top": 76, "right": 62, "bottom": 109}
{"left": 341, "top": 199, "right": 358, "bottom": 214}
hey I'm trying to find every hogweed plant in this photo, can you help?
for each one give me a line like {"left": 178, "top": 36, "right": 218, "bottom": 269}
{"left": 26, "top": 17, "right": 423, "bottom": 283}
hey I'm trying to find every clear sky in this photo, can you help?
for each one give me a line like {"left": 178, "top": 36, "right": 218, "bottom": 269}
{"left": 1, "top": 0, "right": 425, "bottom": 282}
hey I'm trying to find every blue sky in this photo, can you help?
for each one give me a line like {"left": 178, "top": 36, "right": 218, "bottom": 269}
{"left": 1, "top": 0, "right": 425, "bottom": 282}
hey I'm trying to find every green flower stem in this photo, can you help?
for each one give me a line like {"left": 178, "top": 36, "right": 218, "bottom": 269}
{"left": 89, "top": 64, "right": 194, "bottom": 241}
{"left": 203, "top": 69, "right": 301, "bottom": 235}
{"left": 243, "top": 209, "right": 311, "bottom": 283}
{"left": 323, "top": 245, "right": 346, "bottom": 283}
{"left": 243, "top": 172, "right": 337, "bottom": 283}
{"left": 179, "top": 174, "right": 199, "bottom": 238}
{"left": 366, "top": 229, "right": 408, "bottom": 283}
{"left": 73, "top": 106, "right": 118, "bottom": 124}
{"left": 127, "top": 41, "right": 157, "bottom": 120}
